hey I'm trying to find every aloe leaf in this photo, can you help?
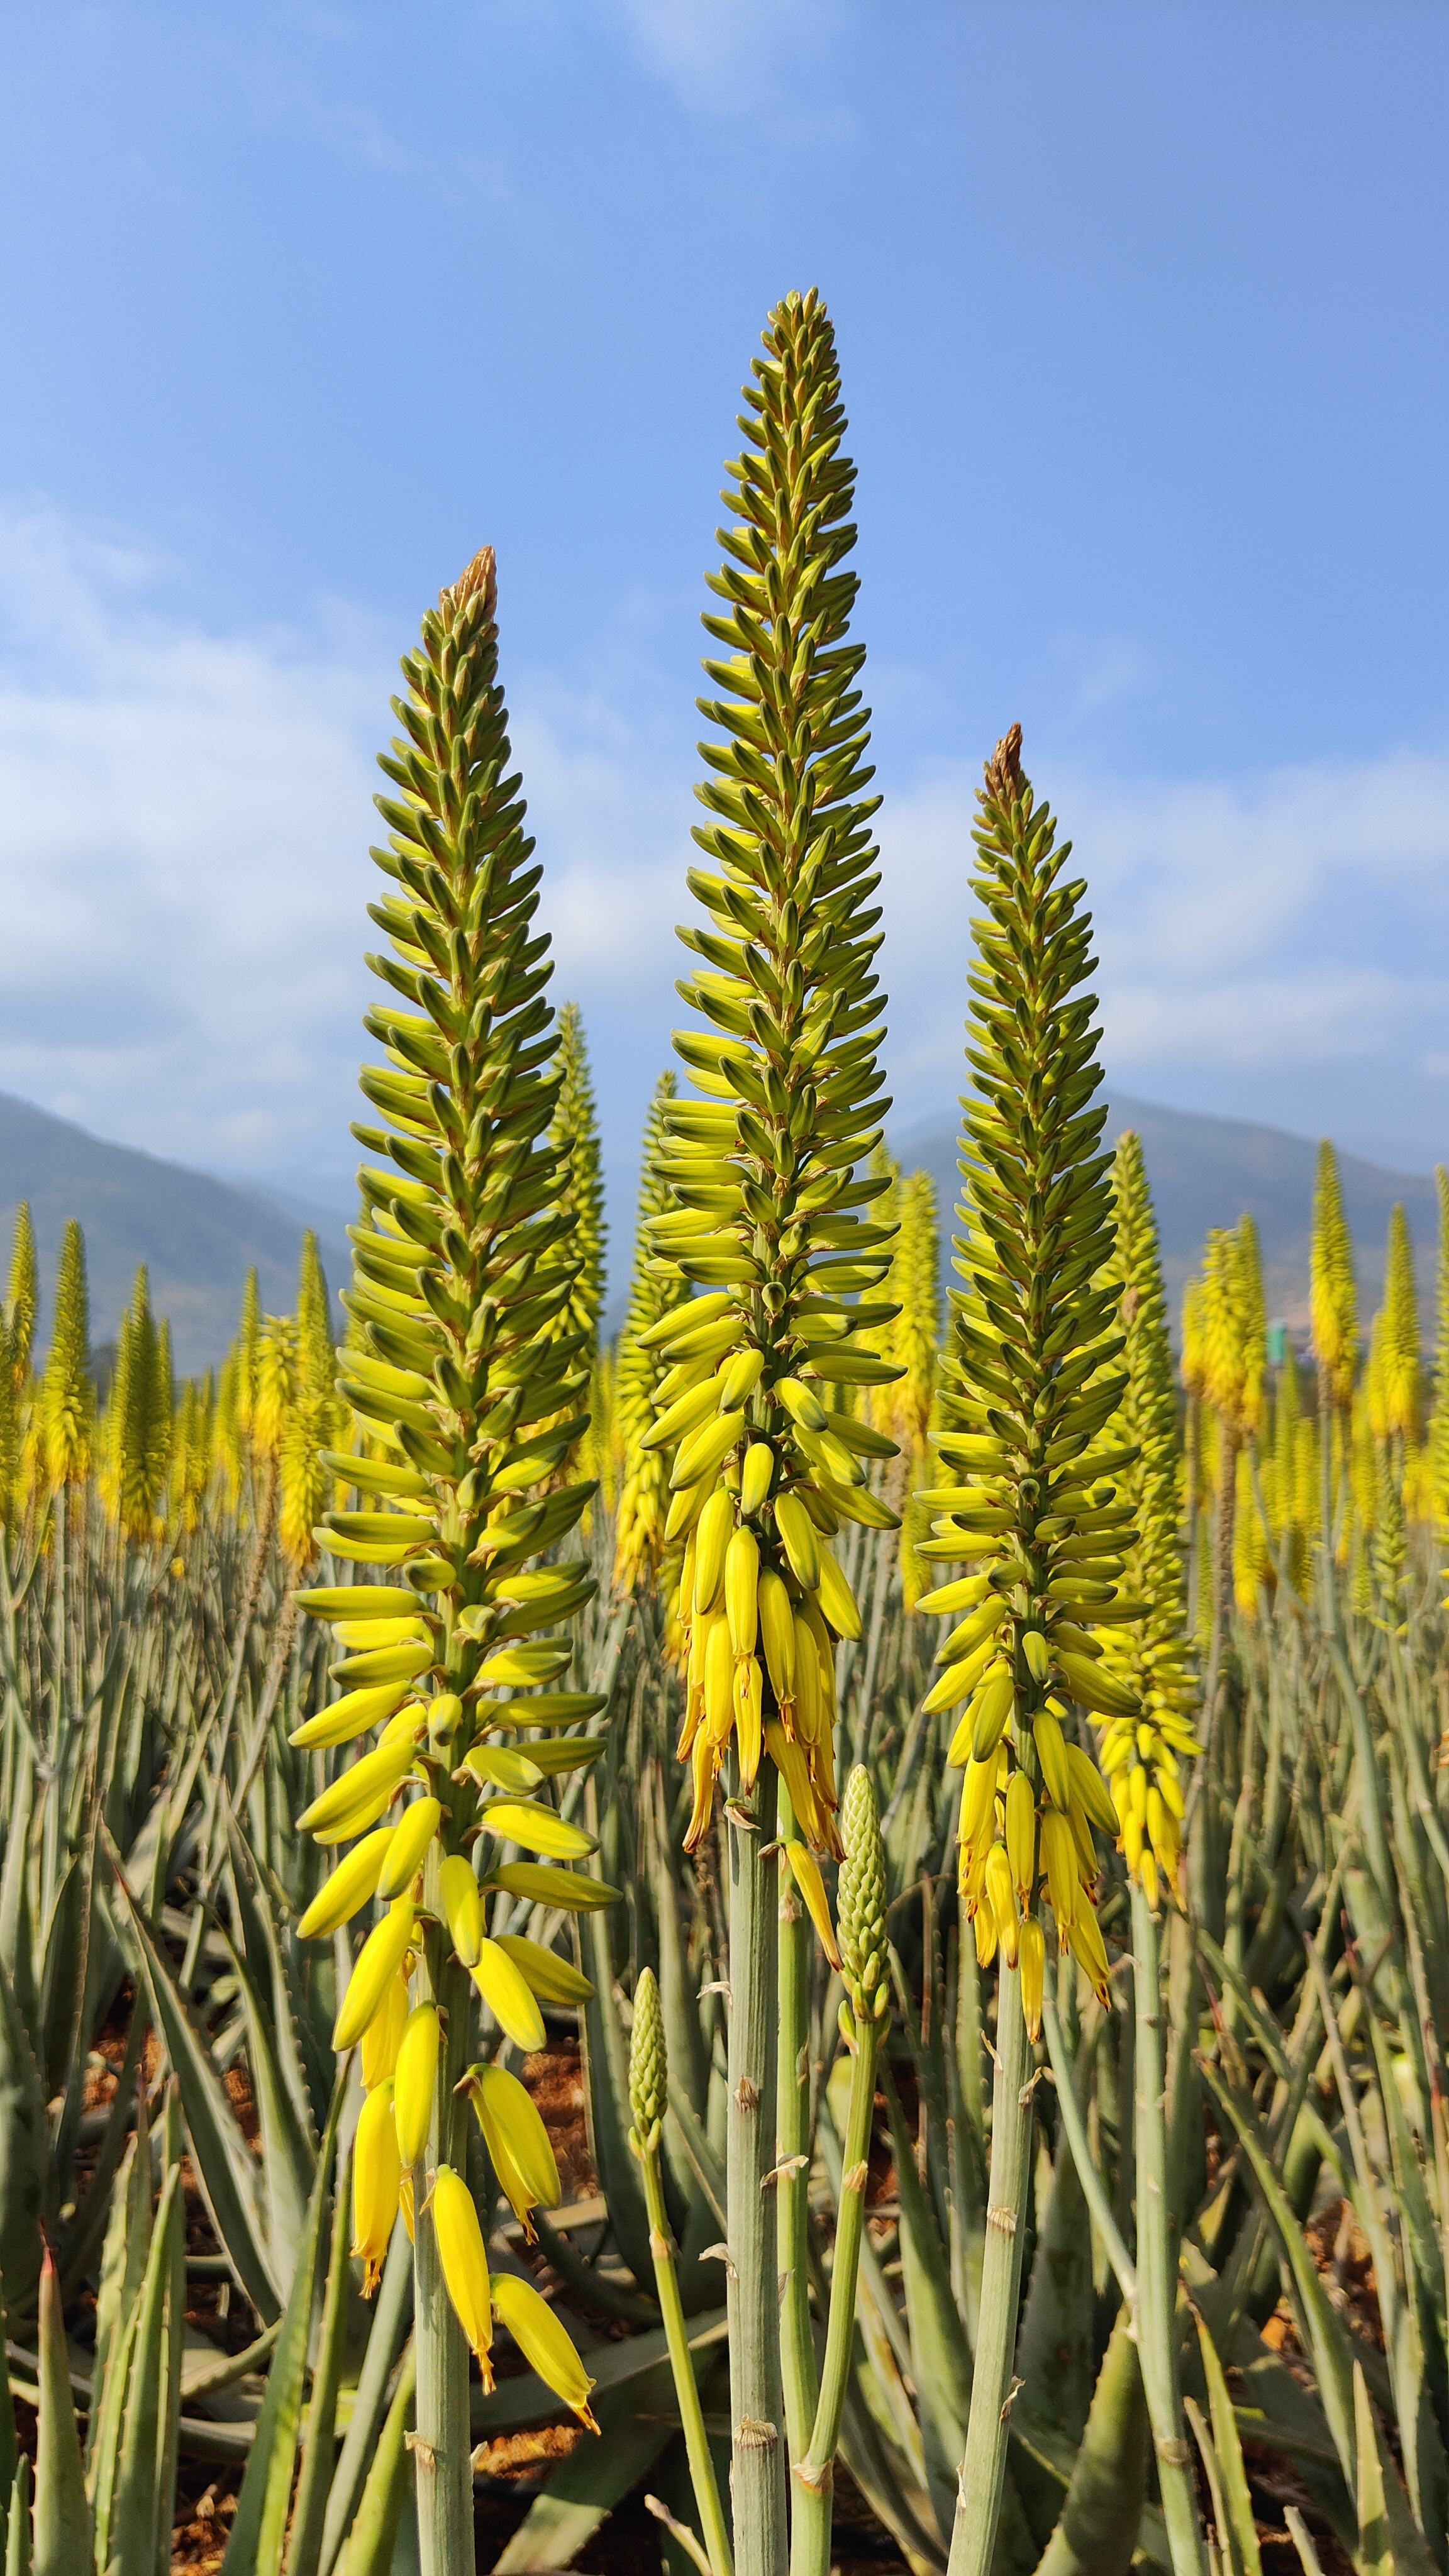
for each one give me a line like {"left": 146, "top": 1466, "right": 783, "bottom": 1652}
{"left": 1184, "top": 2397, "right": 1237, "bottom": 2576}
{"left": 318, "top": 2221, "right": 414, "bottom": 2576}
{"left": 0, "top": 1759, "right": 40, "bottom": 2065}
{"left": 1193, "top": 2312, "right": 1263, "bottom": 2576}
{"left": 1282, "top": 2507, "right": 1325, "bottom": 2575}
{"left": 1201, "top": 2060, "right": 1438, "bottom": 2576}
{"left": 38, "top": 1849, "right": 89, "bottom": 2111}
{"left": 225, "top": 1812, "right": 326, "bottom": 2146}
{"left": 106, "top": 1846, "right": 280, "bottom": 2320}
{"left": 1180, "top": 2246, "right": 1353, "bottom": 2555}
{"left": 221, "top": 2075, "right": 345, "bottom": 2576}
{"left": 579, "top": 1903, "right": 652, "bottom": 2289}
{"left": 4, "top": 2459, "right": 30, "bottom": 2576}
{"left": 59, "top": 2000, "right": 147, "bottom": 2299}
{"left": 284, "top": 2133, "right": 353, "bottom": 2576}
{"left": 86, "top": 2119, "right": 152, "bottom": 2545}
{"left": 155, "top": 2090, "right": 189, "bottom": 2576}
{"left": 836, "top": 2368, "right": 946, "bottom": 2576}
{"left": 216, "top": 1926, "right": 316, "bottom": 2268}
{"left": 876, "top": 2065, "right": 971, "bottom": 2538}
{"left": 0, "top": 1957, "right": 50, "bottom": 2321}
{"left": 333, "top": 2340, "right": 416, "bottom": 2576}
{"left": 0, "top": 2287, "right": 16, "bottom": 2514}
{"left": 1028, "top": 2312, "right": 1150, "bottom": 2576}
{"left": 1200, "top": 2059, "right": 1357, "bottom": 2482}
{"left": 1016, "top": 2121, "right": 1094, "bottom": 2460}
{"left": 1353, "top": 2361, "right": 1394, "bottom": 2576}
{"left": 32, "top": 2245, "right": 90, "bottom": 2576}
{"left": 665, "top": 2076, "right": 726, "bottom": 2236}
{"left": 108, "top": 2159, "right": 184, "bottom": 2576}
{"left": 491, "top": 2353, "right": 680, "bottom": 2572}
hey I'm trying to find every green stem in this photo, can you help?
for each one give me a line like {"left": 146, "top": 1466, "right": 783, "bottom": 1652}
{"left": 640, "top": 2139, "right": 735, "bottom": 2576}
{"left": 413, "top": 1943, "right": 473, "bottom": 2576}
{"left": 285, "top": 2136, "right": 354, "bottom": 2576}
{"left": 945, "top": 1958, "right": 1033, "bottom": 2576}
{"left": 725, "top": 1756, "right": 787, "bottom": 2576}
{"left": 776, "top": 1794, "right": 816, "bottom": 2467}
{"left": 789, "top": 2011, "right": 878, "bottom": 2576}
{"left": 1130, "top": 1886, "right": 1209, "bottom": 2576}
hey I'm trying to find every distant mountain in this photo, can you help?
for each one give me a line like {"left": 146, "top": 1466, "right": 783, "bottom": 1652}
{"left": 894, "top": 1089, "right": 1443, "bottom": 1332}
{"left": 0, "top": 1094, "right": 352, "bottom": 1377}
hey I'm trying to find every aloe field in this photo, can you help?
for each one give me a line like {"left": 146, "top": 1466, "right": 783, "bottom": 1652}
{"left": 2, "top": 288, "right": 1448, "bottom": 2576}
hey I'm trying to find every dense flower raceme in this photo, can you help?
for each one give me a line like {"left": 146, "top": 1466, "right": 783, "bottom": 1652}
{"left": 917, "top": 730, "right": 1158, "bottom": 2032}
{"left": 291, "top": 548, "right": 618, "bottom": 2426}
{"left": 643, "top": 289, "right": 904, "bottom": 1866}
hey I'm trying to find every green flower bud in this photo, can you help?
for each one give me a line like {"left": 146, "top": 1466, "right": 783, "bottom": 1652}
{"left": 836, "top": 1764, "right": 887, "bottom": 2021}
{"left": 629, "top": 1965, "right": 667, "bottom": 2141}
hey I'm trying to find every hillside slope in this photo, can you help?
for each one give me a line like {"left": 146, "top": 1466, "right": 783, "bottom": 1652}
{"left": 0, "top": 1094, "right": 351, "bottom": 1375}
{"left": 895, "top": 1089, "right": 1443, "bottom": 1330}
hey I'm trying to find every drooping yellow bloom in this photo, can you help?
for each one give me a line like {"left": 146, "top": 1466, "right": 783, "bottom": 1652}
{"left": 333, "top": 1900, "right": 417, "bottom": 2053}
{"left": 353, "top": 2082, "right": 402, "bottom": 2295}
{"left": 490, "top": 2273, "right": 598, "bottom": 2431}
{"left": 296, "top": 1827, "right": 397, "bottom": 1940}
{"left": 392, "top": 2004, "right": 440, "bottom": 2167}
{"left": 468, "top": 2064, "right": 561, "bottom": 2241}
{"left": 432, "top": 2165, "right": 494, "bottom": 2385}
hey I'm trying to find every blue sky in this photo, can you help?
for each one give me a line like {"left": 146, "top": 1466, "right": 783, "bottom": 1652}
{"left": 2, "top": 0, "right": 1448, "bottom": 1266}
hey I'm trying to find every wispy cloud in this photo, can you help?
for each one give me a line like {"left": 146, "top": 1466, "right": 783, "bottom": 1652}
{"left": 598, "top": 0, "right": 853, "bottom": 120}
{"left": 4, "top": 503, "right": 1448, "bottom": 1228}
{"left": 0, "top": 506, "right": 386, "bottom": 1196}
{"left": 877, "top": 749, "right": 1449, "bottom": 1167}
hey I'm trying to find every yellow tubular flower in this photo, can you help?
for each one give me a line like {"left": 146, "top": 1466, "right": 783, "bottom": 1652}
{"left": 1018, "top": 1918, "right": 1046, "bottom": 2041}
{"left": 392, "top": 2004, "right": 440, "bottom": 2167}
{"left": 984, "top": 1843, "right": 1018, "bottom": 1966}
{"left": 297, "top": 1738, "right": 419, "bottom": 1840}
{"left": 296, "top": 1828, "right": 396, "bottom": 1940}
{"left": 1067, "top": 1896, "right": 1113, "bottom": 2007}
{"left": 376, "top": 1796, "right": 443, "bottom": 1898}
{"left": 431, "top": 2167, "right": 494, "bottom": 2386}
{"left": 334, "top": 1901, "right": 417, "bottom": 2053}
{"left": 490, "top": 2275, "right": 598, "bottom": 2433}
{"left": 784, "top": 1843, "right": 843, "bottom": 1971}
{"left": 287, "top": 1679, "right": 409, "bottom": 1762}
{"left": 439, "top": 1853, "right": 483, "bottom": 1967}
{"left": 470, "top": 1940, "right": 546, "bottom": 2054}
{"left": 492, "top": 1935, "right": 595, "bottom": 2007}
{"left": 361, "top": 1969, "right": 410, "bottom": 2091}
{"left": 470, "top": 2065, "right": 561, "bottom": 2240}
{"left": 353, "top": 2083, "right": 402, "bottom": 2295}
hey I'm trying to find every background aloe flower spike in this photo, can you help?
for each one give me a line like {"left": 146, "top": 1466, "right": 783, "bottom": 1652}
{"left": 288, "top": 547, "right": 622, "bottom": 2570}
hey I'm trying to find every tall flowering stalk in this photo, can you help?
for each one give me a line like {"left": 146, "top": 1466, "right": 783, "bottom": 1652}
{"left": 1098, "top": 1128, "right": 1206, "bottom": 2576}
{"left": 612, "top": 1074, "right": 690, "bottom": 1598}
{"left": 1310, "top": 1140, "right": 1358, "bottom": 1618}
{"left": 645, "top": 286, "right": 901, "bottom": 2576}
{"left": 291, "top": 549, "right": 620, "bottom": 2576}
{"left": 918, "top": 728, "right": 1142, "bottom": 2576}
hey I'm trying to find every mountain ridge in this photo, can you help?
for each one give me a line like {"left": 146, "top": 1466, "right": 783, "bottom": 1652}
{"left": 0, "top": 1093, "right": 352, "bottom": 1376}
{"left": 894, "top": 1088, "right": 1444, "bottom": 1330}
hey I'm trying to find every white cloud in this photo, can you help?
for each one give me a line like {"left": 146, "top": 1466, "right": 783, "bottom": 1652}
{"left": 599, "top": 0, "right": 852, "bottom": 118}
{"left": 0, "top": 506, "right": 386, "bottom": 1194}
{"left": 876, "top": 748, "right": 1449, "bottom": 1165}
{"left": 4, "top": 501, "right": 1449, "bottom": 1218}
